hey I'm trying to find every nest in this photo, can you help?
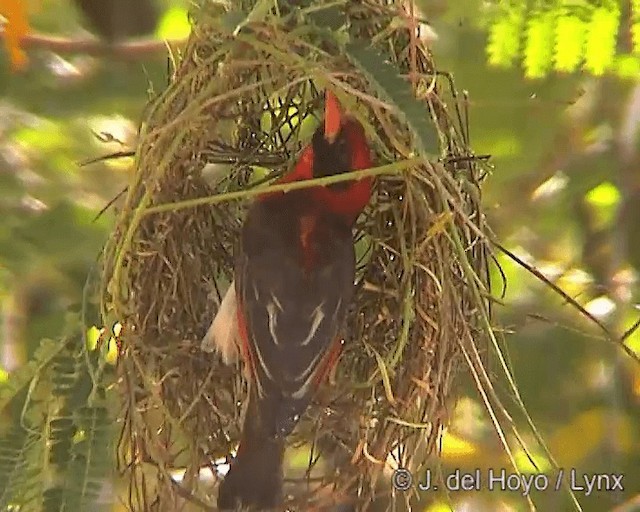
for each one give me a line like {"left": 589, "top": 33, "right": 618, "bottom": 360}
{"left": 100, "top": 1, "right": 493, "bottom": 510}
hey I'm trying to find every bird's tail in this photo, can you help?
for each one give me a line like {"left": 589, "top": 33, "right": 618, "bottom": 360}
{"left": 217, "top": 390, "right": 285, "bottom": 511}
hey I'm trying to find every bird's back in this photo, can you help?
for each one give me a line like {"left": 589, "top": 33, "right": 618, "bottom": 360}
{"left": 236, "top": 191, "right": 356, "bottom": 435}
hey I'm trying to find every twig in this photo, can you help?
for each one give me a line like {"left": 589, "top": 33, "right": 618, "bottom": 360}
{"left": 94, "top": 186, "right": 128, "bottom": 222}
{"left": 0, "top": 29, "right": 185, "bottom": 60}
{"left": 80, "top": 151, "right": 135, "bottom": 166}
{"left": 493, "top": 241, "right": 640, "bottom": 365}
{"left": 142, "top": 158, "right": 422, "bottom": 216}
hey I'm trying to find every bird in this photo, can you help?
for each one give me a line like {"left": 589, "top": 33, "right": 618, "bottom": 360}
{"left": 73, "top": 0, "right": 159, "bottom": 42}
{"left": 208, "top": 90, "right": 374, "bottom": 511}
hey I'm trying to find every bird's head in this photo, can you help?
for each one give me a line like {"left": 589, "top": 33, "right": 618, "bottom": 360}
{"left": 311, "top": 90, "right": 372, "bottom": 181}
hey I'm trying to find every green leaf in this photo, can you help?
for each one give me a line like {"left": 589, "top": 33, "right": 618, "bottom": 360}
{"left": 231, "top": 0, "right": 275, "bottom": 36}
{"left": 0, "top": 171, "right": 24, "bottom": 200}
{"left": 524, "top": 11, "right": 555, "bottom": 78}
{"left": 584, "top": 181, "right": 621, "bottom": 227}
{"left": 308, "top": 4, "right": 346, "bottom": 31}
{"left": 345, "top": 42, "right": 440, "bottom": 158}
{"left": 0, "top": 427, "right": 37, "bottom": 509}
{"left": 43, "top": 406, "right": 112, "bottom": 512}
{"left": 219, "top": 10, "right": 247, "bottom": 34}
{"left": 584, "top": 6, "right": 620, "bottom": 75}
{"left": 585, "top": 181, "right": 621, "bottom": 208}
{"left": 632, "top": 22, "right": 640, "bottom": 55}
{"left": 614, "top": 54, "right": 640, "bottom": 78}
{"left": 65, "top": 406, "right": 112, "bottom": 511}
{"left": 86, "top": 326, "right": 101, "bottom": 351}
{"left": 623, "top": 310, "right": 640, "bottom": 355}
{"left": 487, "top": 4, "right": 526, "bottom": 67}
{"left": 155, "top": 6, "right": 191, "bottom": 40}
{"left": 632, "top": 0, "right": 640, "bottom": 54}
{"left": 554, "top": 14, "right": 586, "bottom": 72}
{"left": 0, "top": 338, "right": 65, "bottom": 413}
{"left": 11, "top": 201, "right": 106, "bottom": 270}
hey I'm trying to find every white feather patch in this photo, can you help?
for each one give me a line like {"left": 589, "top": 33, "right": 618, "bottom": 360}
{"left": 300, "top": 302, "right": 325, "bottom": 346}
{"left": 201, "top": 283, "right": 239, "bottom": 365}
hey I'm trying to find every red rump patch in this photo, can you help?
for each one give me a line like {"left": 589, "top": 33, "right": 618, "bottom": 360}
{"left": 314, "top": 337, "right": 343, "bottom": 386}
{"left": 236, "top": 301, "right": 257, "bottom": 380}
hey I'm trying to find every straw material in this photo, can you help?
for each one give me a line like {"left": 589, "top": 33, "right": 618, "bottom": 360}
{"left": 100, "top": 1, "right": 492, "bottom": 510}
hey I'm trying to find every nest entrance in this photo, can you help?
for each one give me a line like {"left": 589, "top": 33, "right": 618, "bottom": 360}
{"left": 100, "top": 1, "right": 492, "bottom": 510}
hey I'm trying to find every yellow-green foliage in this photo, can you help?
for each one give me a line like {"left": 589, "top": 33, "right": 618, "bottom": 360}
{"left": 487, "top": 1, "right": 632, "bottom": 78}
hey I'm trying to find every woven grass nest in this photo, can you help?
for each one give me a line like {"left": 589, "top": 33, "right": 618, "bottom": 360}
{"left": 100, "top": 1, "right": 493, "bottom": 510}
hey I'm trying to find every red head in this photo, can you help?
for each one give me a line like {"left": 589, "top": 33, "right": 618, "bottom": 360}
{"left": 268, "top": 90, "right": 374, "bottom": 223}
{"left": 310, "top": 90, "right": 372, "bottom": 181}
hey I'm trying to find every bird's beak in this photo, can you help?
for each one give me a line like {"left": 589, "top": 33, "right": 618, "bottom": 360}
{"left": 324, "top": 90, "right": 342, "bottom": 144}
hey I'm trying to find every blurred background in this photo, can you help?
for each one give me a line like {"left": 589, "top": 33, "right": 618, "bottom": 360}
{"left": 0, "top": 0, "right": 639, "bottom": 511}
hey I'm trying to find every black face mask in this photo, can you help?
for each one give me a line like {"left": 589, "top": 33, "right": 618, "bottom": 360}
{"left": 311, "top": 127, "right": 351, "bottom": 186}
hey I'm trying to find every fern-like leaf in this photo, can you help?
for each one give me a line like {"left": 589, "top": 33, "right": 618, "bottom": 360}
{"left": 554, "top": 13, "right": 587, "bottom": 72}
{"left": 524, "top": 9, "right": 555, "bottom": 78}
{"left": 0, "top": 338, "right": 69, "bottom": 412}
{"left": 632, "top": 0, "right": 640, "bottom": 55}
{"left": 65, "top": 405, "right": 112, "bottom": 511}
{"left": 487, "top": 3, "right": 526, "bottom": 68}
{"left": 584, "top": 6, "right": 620, "bottom": 75}
{"left": 15, "top": 433, "right": 46, "bottom": 512}
{"left": 345, "top": 42, "right": 440, "bottom": 158}
{"left": 482, "top": 1, "right": 629, "bottom": 78}
{"left": 40, "top": 336, "right": 112, "bottom": 512}
{"left": 0, "top": 426, "right": 37, "bottom": 509}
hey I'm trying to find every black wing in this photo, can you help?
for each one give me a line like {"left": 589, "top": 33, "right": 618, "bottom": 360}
{"left": 235, "top": 193, "right": 355, "bottom": 436}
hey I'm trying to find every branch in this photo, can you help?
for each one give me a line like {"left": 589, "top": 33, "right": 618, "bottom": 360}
{"left": 1, "top": 29, "right": 186, "bottom": 61}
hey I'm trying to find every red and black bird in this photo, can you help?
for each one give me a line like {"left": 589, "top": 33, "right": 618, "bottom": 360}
{"left": 209, "top": 90, "right": 373, "bottom": 510}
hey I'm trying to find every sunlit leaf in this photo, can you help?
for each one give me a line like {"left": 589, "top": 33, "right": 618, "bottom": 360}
{"left": 632, "top": 0, "right": 640, "bottom": 54}
{"left": 523, "top": 11, "right": 555, "bottom": 78}
{"left": 632, "top": 23, "right": 640, "bottom": 55}
{"left": 554, "top": 15, "right": 586, "bottom": 72}
{"left": 156, "top": 6, "right": 191, "bottom": 40}
{"left": 585, "top": 181, "right": 620, "bottom": 207}
{"left": 549, "top": 408, "right": 633, "bottom": 467}
{"left": 613, "top": 54, "right": 640, "bottom": 79}
{"left": 423, "top": 501, "right": 454, "bottom": 512}
{"left": 440, "top": 430, "right": 478, "bottom": 461}
{"left": 288, "top": 444, "right": 313, "bottom": 470}
{"left": 0, "top": 0, "right": 30, "bottom": 70}
{"left": 259, "top": 103, "right": 316, "bottom": 146}
{"left": 249, "top": 166, "right": 271, "bottom": 184}
{"left": 487, "top": 134, "right": 522, "bottom": 158}
{"left": 13, "top": 120, "right": 71, "bottom": 153}
{"left": 584, "top": 181, "right": 621, "bottom": 227}
{"left": 555, "top": 268, "right": 593, "bottom": 299}
{"left": 513, "top": 447, "right": 551, "bottom": 474}
{"left": 584, "top": 7, "right": 620, "bottom": 75}
{"left": 492, "top": 247, "right": 532, "bottom": 302}
{"left": 85, "top": 326, "right": 101, "bottom": 351}
{"left": 105, "top": 338, "right": 118, "bottom": 365}
{"left": 623, "top": 311, "right": 640, "bottom": 356}
{"left": 487, "top": 5, "right": 526, "bottom": 67}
